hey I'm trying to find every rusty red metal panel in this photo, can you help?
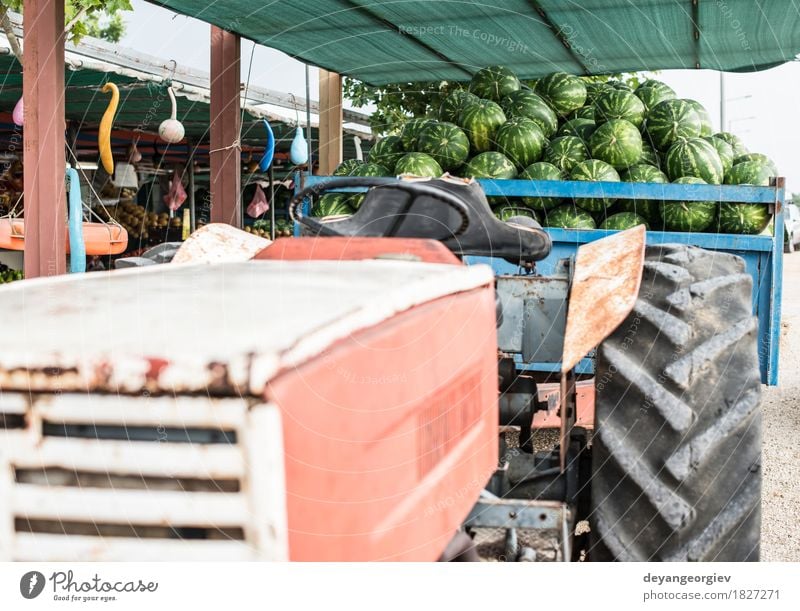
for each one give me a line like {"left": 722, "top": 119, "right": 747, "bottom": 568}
{"left": 209, "top": 26, "right": 241, "bottom": 227}
{"left": 255, "top": 237, "right": 463, "bottom": 265}
{"left": 23, "top": 0, "right": 67, "bottom": 278}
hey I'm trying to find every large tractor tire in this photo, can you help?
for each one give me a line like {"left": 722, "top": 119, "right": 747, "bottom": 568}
{"left": 590, "top": 244, "right": 761, "bottom": 561}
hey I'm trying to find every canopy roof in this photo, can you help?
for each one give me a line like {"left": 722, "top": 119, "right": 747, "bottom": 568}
{"left": 150, "top": 0, "right": 800, "bottom": 84}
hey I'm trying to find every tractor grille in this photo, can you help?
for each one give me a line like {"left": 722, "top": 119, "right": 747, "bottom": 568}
{"left": 0, "top": 392, "right": 287, "bottom": 561}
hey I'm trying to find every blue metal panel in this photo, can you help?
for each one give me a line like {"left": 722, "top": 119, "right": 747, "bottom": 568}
{"left": 294, "top": 173, "right": 785, "bottom": 385}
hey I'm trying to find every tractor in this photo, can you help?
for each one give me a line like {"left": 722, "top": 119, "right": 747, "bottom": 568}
{"left": 0, "top": 175, "right": 760, "bottom": 561}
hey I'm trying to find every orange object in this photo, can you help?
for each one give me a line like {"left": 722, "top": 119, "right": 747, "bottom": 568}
{"left": 256, "top": 237, "right": 463, "bottom": 265}
{"left": 0, "top": 218, "right": 128, "bottom": 255}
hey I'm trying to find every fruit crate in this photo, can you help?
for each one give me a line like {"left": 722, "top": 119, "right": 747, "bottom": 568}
{"left": 294, "top": 174, "right": 785, "bottom": 385}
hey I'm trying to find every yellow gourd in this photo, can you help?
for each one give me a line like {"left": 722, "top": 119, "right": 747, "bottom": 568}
{"left": 98, "top": 82, "right": 119, "bottom": 175}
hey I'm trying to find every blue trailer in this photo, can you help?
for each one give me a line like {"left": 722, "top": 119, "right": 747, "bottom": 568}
{"left": 296, "top": 174, "right": 785, "bottom": 385}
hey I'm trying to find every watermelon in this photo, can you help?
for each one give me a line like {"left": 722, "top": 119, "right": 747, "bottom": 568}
{"left": 593, "top": 89, "right": 646, "bottom": 127}
{"left": 589, "top": 119, "right": 643, "bottom": 170}
{"left": 684, "top": 99, "right": 713, "bottom": 137}
{"left": 724, "top": 160, "right": 772, "bottom": 186}
{"left": 439, "top": 90, "right": 480, "bottom": 123}
{"left": 459, "top": 99, "right": 507, "bottom": 152}
{"left": 534, "top": 72, "right": 587, "bottom": 115}
{"left": 416, "top": 121, "right": 470, "bottom": 171}
{"left": 543, "top": 136, "right": 589, "bottom": 173}
{"left": 349, "top": 193, "right": 366, "bottom": 211}
{"left": 703, "top": 135, "right": 735, "bottom": 175}
{"left": 639, "top": 141, "right": 661, "bottom": 167}
{"left": 618, "top": 163, "right": 668, "bottom": 224}
{"left": 584, "top": 81, "right": 611, "bottom": 104}
{"left": 367, "top": 135, "right": 404, "bottom": 172}
{"left": 394, "top": 152, "right": 443, "bottom": 177}
{"left": 494, "top": 118, "right": 546, "bottom": 169}
{"left": 606, "top": 80, "right": 634, "bottom": 92}
{"left": 493, "top": 204, "right": 537, "bottom": 223}
{"left": 557, "top": 118, "right": 596, "bottom": 141}
{"left": 400, "top": 118, "right": 436, "bottom": 151}
{"left": 518, "top": 162, "right": 565, "bottom": 211}
{"left": 545, "top": 204, "right": 596, "bottom": 229}
{"left": 500, "top": 90, "right": 558, "bottom": 137}
{"left": 645, "top": 99, "right": 702, "bottom": 150}
{"left": 600, "top": 212, "right": 649, "bottom": 230}
{"left": 571, "top": 106, "right": 596, "bottom": 121}
{"left": 635, "top": 80, "right": 676, "bottom": 112}
{"left": 332, "top": 159, "right": 365, "bottom": 176}
{"left": 313, "top": 193, "right": 354, "bottom": 217}
{"left": 659, "top": 176, "right": 716, "bottom": 232}
{"left": 716, "top": 203, "right": 772, "bottom": 234}
{"left": 733, "top": 153, "right": 778, "bottom": 176}
{"left": 664, "top": 137, "right": 724, "bottom": 184}
{"left": 469, "top": 65, "right": 521, "bottom": 102}
{"left": 461, "top": 152, "right": 517, "bottom": 179}
{"left": 714, "top": 131, "right": 748, "bottom": 157}
{"left": 352, "top": 162, "right": 391, "bottom": 177}
{"left": 570, "top": 159, "right": 621, "bottom": 212}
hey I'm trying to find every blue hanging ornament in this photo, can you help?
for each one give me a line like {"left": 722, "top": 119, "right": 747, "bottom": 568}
{"left": 258, "top": 119, "right": 275, "bottom": 172}
{"left": 290, "top": 126, "right": 309, "bottom": 165}
{"left": 66, "top": 167, "right": 86, "bottom": 273}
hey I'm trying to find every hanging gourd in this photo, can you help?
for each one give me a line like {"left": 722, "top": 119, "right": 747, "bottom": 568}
{"left": 66, "top": 167, "right": 86, "bottom": 273}
{"left": 159, "top": 86, "right": 185, "bottom": 144}
{"left": 258, "top": 119, "right": 275, "bottom": 172}
{"left": 353, "top": 135, "right": 363, "bottom": 161}
{"left": 12, "top": 97, "right": 23, "bottom": 127}
{"left": 98, "top": 82, "right": 119, "bottom": 175}
{"left": 290, "top": 126, "right": 309, "bottom": 165}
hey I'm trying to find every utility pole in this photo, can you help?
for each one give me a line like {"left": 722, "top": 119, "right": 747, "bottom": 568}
{"left": 719, "top": 72, "right": 726, "bottom": 133}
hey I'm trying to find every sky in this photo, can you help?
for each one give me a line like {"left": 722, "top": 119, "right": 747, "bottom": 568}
{"left": 120, "top": 0, "right": 799, "bottom": 194}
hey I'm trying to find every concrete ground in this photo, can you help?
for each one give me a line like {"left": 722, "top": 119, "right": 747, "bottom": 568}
{"left": 762, "top": 252, "right": 800, "bottom": 561}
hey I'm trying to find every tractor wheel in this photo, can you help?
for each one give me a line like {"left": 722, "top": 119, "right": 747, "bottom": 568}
{"left": 590, "top": 244, "right": 761, "bottom": 561}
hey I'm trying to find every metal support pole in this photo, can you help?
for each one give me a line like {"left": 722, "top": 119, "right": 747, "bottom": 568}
{"left": 305, "top": 64, "right": 313, "bottom": 176}
{"left": 719, "top": 72, "right": 726, "bottom": 133}
{"left": 209, "top": 26, "right": 242, "bottom": 227}
{"left": 23, "top": 0, "right": 66, "bottom": 278}
{"left": 187, "top": 140, "right": 196, "bottom": 231}
{"left": 269, "top": 166, "right": 275, "bottom": 241}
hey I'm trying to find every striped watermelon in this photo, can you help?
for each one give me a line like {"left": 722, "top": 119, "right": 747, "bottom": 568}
{"left": 332, "top": 159, "right": 365, "bottom": 176}
{"left": 462, "top": 152, "right": 517, "bottom": 179}
{"left": 518, "top": 162, "right": 564, "bottom": 211}
{"left": 725, "top": 160, "right": 773, "bottom": 186}
{"left": 416, "top": 121, "right": 470, "bottom": 171}
{"left": 352, "top": 162, "right": 391, "bottom": 177}
{"left": 571, "top": 106, "right": 596, "bottom": 121}
{"left": 645, "top": 99, "right": 702, "bottom": 150}
{"left": 606, "top": 80, "right": 634, "bottom": 92}
{"left": 635, "top": 80, "right": 676, "bottom": 112}
{"left": 684, "top": 99, "right": 713, "bottom": 137}
{"left": 589, "top": 119, "right": 643, "bottom": 170}
{"left": 557, "top": 118, "right": 596, "bottom": 141}
{"left": 618, "top": 163, "right": 668, "bottom": 224}
{"left": 494, "top": 118, "right": 546, "bottom": 169}
{"left": 714, "top": 131, "right": 749, "bottom": 157}
{"left": 400, "top": 118, "right": 436, "bottom": 151}
{"left": 501, "top": 90, "right": 558, "bottom": 137}
{"left": 659, "top": 176, "right": 716, "bottom": 232}
{"left": 313, "top": 193, "right": 355, "bottom": 217}
{"left": 570, "top": 159, "right": 621, "bottom": 212}
{"left": 703, "top": 135, "right": 735, "bottom": 175}
{"left": 493, "top": 204, "right": 537, "bottom": 223}
{"left": 545, "top": 204, "right": 596, "bottom": 229}
{"left": 469, "top": 65, "right": 521, "bottom": 102}
{"left": 733, "top": 153, "right": 778, "bottom": 176}
{"left": 639, "top": 141, "right": 661, "bottom": 167}
{"left": 459, "top": 99, "right": 507, "bottom": 152}
{"left": 664, "top": 137, "right": 724, "bottom": 184}
{"left": 543, "top": 136, "right": 589, "bottom": 173}
{"left": 394, "top": 152, "right": 443, "bottom": 177}
{"left": 439, "top": 90, "right": 480, "bottom": 123}
{"left": 349, "top": 193, "right": 366, "bottom": 211}
{"left": 593, "top": 89, "right": 645, "bottom": 127}
{"left": 534, "top": 72, "right": 587, "bottom": 115}
{"left": 584, "top": 82, "right": 612, "bottom": 105}
{"left": 716, "top": 203, "right": 772, "bottom": 234}
{"left": 367, "top": 135, "right": 404, "bottom": 172}
{"left": 600, "top": 212, "right": 649, "bottom": 230}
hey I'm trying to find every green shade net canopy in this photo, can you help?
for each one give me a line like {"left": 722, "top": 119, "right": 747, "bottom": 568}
{"left": 149, "top": 0, "right": 800, "bottom": 84}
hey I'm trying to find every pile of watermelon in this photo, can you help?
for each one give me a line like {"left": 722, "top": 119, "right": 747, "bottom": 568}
{"left": 329, "top": 66, "right": 777, "bottom": 235}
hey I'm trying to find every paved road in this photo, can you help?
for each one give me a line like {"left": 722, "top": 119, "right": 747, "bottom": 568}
{"left": 762, "top": 252, "right": 800, "bottom": 561}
